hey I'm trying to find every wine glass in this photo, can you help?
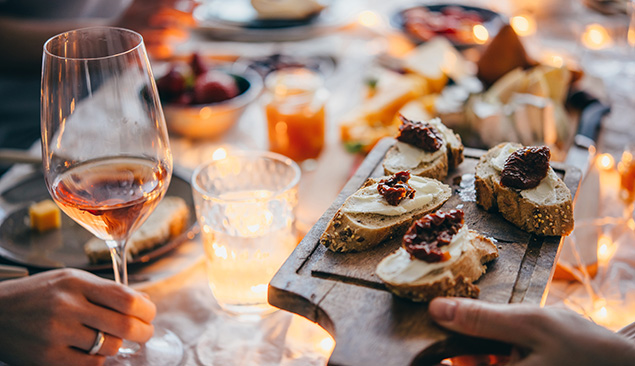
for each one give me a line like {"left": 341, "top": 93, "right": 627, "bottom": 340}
{"left": 40, "top": 27, "right": 183, "bottom": 365}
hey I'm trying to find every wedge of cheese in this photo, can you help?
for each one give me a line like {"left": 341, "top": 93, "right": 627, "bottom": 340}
{"left": 29, "top": 199, "right": 61, "bottom": 233}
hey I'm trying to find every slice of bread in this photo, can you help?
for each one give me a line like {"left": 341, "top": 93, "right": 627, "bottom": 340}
{"left": 376, "top": 230, "right": 498, "bottom": 302}
{"left": 383, "top": 117, "right": 464, "bottom": 181}
{"left": 475, "top": 143, "right": 574, "bottom": 236}
{"left": 85, "top": 196, "right": 190, "bottom": 264}
{"left": 319, "top": 176, "right": 451, "bottom": 252}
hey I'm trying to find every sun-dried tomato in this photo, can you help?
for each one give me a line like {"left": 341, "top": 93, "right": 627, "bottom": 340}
{"left": 403, "top": 209, "right": 464, "bottom": 262}
{"left": 396, "top": 115, "right": 443, "bottom": 152}
{"left": 500, "top": 146, "right": 551, "bottom": 189}
{"left": 377, "top": 171, "right": 416, "bottom": 206}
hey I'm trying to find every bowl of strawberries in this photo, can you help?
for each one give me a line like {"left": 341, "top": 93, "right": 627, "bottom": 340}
{"left": 156, "top": 54, "right": 263, "bottom": 139}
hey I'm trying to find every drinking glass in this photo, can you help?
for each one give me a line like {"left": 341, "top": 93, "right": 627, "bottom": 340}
{"left": 41, "top": 27, "right": 183, "bottom": 365}
{"left": 191, "top": 151, "right": 300, "bottom": 317}
{"left": 263, "top": 68, "right": 328, "bottom": 165}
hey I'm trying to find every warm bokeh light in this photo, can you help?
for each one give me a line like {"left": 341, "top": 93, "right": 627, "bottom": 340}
{"left": 318, "top": 337, "right": 335, "bottom": 354}
{"left": 212, "top": 147, "right": 227, "bottom": 160}
{"left": 597, "top": 233, "right": 617, "bottom": 265}
{"left": 597, "top": 153, "right": 615, "bottom": 170}
{"left": 472, "top": 24, "right": 489, "bottom": 44}
{"left": 542, "top": 53, "right": 565, "bottom": 68}
{"left": 358, "top": 10, "right": 381, "bottom": 28}
{"left": 285, "top": 315, "right": 335, "bottom": 360}
{"left": 511, "top": 14, "right": 537, "bottom": 37}
{"left": 581, "top": 24, "right": 613, "bottom": 50}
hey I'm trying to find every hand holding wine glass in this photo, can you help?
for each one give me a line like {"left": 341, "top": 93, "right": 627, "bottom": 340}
{"left": 0, "top": 268, "right": 155, "bottom": 366}
{"left": 41, "top": 27, "right": 183, "bottom": 365}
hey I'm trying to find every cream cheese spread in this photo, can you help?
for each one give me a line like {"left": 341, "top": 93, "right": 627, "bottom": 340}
{"left": 340, "top": 176, "right": 445, "bottom": 216}
{"left": 387, "top": 141, "right": 446, "bottom": 169}
{"left": 491, "top": 143, "right": 559, "bottom": 205}
{"left": 520, "top": 168, "right": 559, "bottom": 205}
{"left": 385, "top": 118, "right": 457, "bottom": 172}
{"left": 376, "top": 226, "right": 470, "bottom": 284}
{"left": 427, "top": 117, "right": 461, "bottom": 148}
{"left": 491, "top": 143, "right": 519, "bottom": 172}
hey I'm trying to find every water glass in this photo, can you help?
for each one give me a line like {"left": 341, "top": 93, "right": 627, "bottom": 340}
{"left": 192, "top": 151, "right": 301, "bottom": 316}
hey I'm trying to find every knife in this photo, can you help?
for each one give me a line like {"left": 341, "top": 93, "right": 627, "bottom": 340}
{"left": 0, "top": 264, "right": 29, "bottom": 281}
{"left": 565, "top": 90, "right": 610, "bottom": 177}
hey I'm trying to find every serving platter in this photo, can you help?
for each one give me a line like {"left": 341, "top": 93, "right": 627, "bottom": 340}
{"left": 0, "top": 169, "right": 196, "bottom": 272}
{"left": 269, "top": 138, "right": 582, "bottom": 365}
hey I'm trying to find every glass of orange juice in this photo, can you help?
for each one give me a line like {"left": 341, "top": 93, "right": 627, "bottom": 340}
{"left": 263, "top": 68, "right": 328, "bottom": 163}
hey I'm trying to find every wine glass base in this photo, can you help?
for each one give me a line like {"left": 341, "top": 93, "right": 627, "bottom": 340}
{"left": 104, "top": 326, "right": 184, "bottom": 366}
{"left": 195, "top": 310, "right": 285, "bottom": 365}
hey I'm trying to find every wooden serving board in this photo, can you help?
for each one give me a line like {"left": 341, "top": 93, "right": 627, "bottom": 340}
{"left": 268, "top": 138, "right": 582, "bottom": 365}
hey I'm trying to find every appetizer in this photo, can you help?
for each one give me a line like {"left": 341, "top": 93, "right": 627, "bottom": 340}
{"left": 475, "top": 142, "right": 574, "bottom": 236}
{"left": 319, "top": 171, "right": 451, "bottom": 252}
{"left": 383, "top": 116, "right": 464, "bottom": 181}
{"left": 376, "top": 209, "right": 498, "bottom": 302}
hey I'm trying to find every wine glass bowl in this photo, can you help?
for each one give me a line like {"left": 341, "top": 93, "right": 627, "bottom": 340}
{"left": 40, "top": 26, "right": 183, "bottom": 365}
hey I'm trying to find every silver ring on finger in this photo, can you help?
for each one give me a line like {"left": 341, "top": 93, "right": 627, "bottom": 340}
{"left": 88, "top": 330, "right": 106, "bottom": 355}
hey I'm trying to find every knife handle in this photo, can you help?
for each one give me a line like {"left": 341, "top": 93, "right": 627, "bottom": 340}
{"left": 577, "top": 102, "right": 610, "bottom": 142}
{"left": 0, "top": 264, "right": 29, "bottom": 281}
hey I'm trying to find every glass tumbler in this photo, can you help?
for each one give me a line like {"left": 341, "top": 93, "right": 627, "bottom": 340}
{"left": 263, "top": 68, "right": 328, "bottom": 163}
{"left": 192, "top": 151, "right": 301, "bottom": 316}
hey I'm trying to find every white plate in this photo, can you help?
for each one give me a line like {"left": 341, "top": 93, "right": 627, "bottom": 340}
{"left": 192, "top": 0, "right": 362, "bottom": 42}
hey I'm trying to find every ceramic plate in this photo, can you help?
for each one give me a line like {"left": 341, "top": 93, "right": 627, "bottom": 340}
{"left": 0, "top": 170, "right": 196, "bottom": 272}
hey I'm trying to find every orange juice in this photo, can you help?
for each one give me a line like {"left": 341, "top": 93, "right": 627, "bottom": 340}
{"left": 264, "top": 68, "right": 327, "bottom": 162}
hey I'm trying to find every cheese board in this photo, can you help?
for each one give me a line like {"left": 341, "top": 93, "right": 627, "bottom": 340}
{"left": 268, "top": 138, "right": 582, "bottom": 365}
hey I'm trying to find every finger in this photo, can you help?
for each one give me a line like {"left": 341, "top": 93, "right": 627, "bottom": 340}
{"left": 80, "top": 278, "right": 156, "bottom": 323}
{"left": 68, "top": 326, "right": 123, "bottom": 357}
{"left": 429, "top": 297, "right": 543, "bottom": 347}
{"left": 80, "top": 301, "right": 155, "bottom": 343}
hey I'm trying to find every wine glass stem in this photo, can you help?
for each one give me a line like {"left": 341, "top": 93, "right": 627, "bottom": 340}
{"left": 106, "top": 239, "right": 142, "bottom": 355}
{"left": 107, "top": 240, "right": 129, "bottom": 286}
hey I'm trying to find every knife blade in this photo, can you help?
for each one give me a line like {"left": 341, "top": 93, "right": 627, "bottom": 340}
{"left": 0, "top": 264, "right": 29, "bottom": 281}
{"left": 565, "top": 90, "right": 610, "bottom": 177}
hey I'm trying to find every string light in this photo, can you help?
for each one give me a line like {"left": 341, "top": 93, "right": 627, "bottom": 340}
{"left": 510, "top": 14, "right": 536, "bottom": 37}
{"left": 358, "top": 10, "right": 381, "bottom": 28}
{"left": 472, "top": 24, "right": 489, "bottom": 44}
{"left": 597, "top": 153, "right": 615, "bottom": 170}
{"left": 581, "top": 24, "right": 613, "bottom": 50}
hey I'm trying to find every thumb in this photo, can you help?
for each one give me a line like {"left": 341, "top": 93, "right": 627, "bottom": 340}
{"left": 429, "top": 297, "right": 542, "bottom": 347}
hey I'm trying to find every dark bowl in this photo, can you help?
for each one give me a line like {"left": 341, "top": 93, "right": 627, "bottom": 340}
{"left": 391, "top": 3, "right": 506, "bottom": 49}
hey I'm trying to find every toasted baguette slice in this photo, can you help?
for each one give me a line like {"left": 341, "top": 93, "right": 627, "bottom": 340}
{"left": 376, "top": 230, "right": 498, "bottom": 302}
{"left": 475, "top": 143, "right": 574, "bottom": 236}
{"left": 383, "top": 117, "right": 464, "bottom": 181}
{"left": 85, "top": 196, "right": 190, "bottom": 264}
{"left": 319, "top": 176, "right": 451, "bottom": 252}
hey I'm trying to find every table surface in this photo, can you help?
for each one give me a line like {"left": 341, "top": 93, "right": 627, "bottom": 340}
{"left": 1, "top": 0, "right": 635, "bottom": 365}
